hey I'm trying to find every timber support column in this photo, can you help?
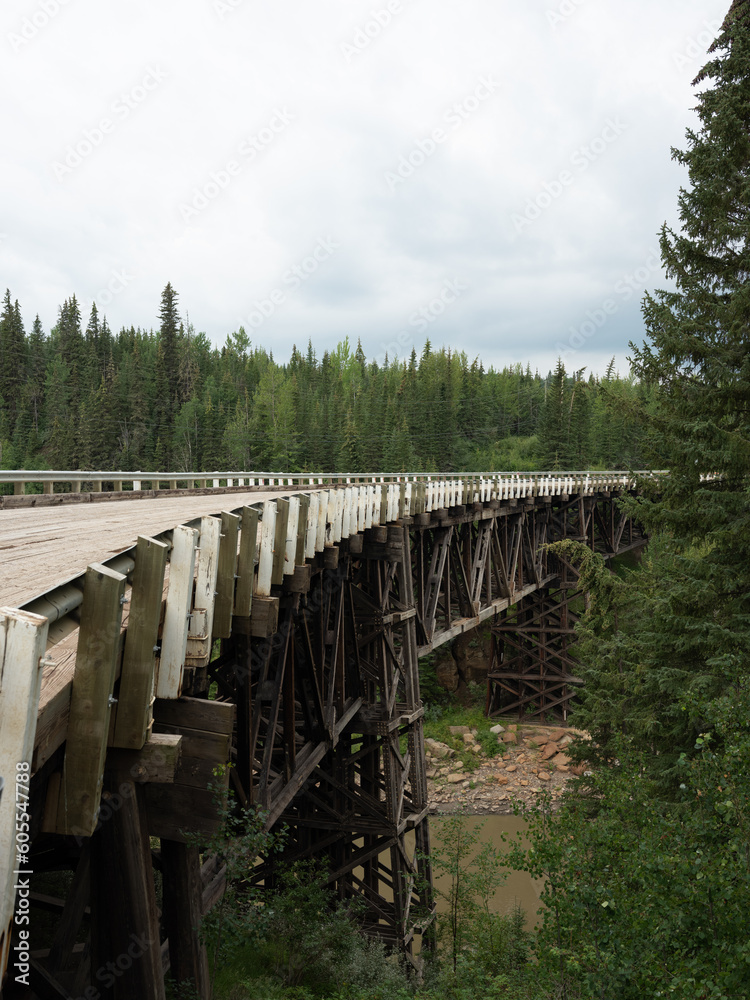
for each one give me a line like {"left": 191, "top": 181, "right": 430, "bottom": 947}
{"left": 161, "top": 841, "right": 211, "bottom": 999}
{"left": 89, "top": 779, "right": 165, "bottom": 1000}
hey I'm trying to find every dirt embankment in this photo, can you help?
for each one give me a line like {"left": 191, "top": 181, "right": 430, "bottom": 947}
{"left": 426, "top": 722, "right": 588, "bottom": 815}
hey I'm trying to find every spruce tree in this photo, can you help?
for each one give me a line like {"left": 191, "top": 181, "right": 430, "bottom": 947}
{"left": 565, "top": 0, "right": 750, "bottom": 778}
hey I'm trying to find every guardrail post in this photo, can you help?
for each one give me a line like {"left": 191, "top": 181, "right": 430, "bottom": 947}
{"left": 0, "top": 608, "right": 49, "bottom": 984}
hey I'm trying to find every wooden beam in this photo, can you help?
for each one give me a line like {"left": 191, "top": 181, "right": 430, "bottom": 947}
{"left": 272, "top": 498, "right": 290, "bottom": 586}
{"left": 90, "top": 780, "right": 165, "bottom": 999}
{"left": 107, "top": 733, "right": 183, "bottom": 784}
{"left": 256, "top": 501, "right": 277, "bottom": 598}
{"left": 0, "top": 607, "right": 49, "bottom": 983}
{"left": 161, "top": 842, "right": 210, "bottom": 998}
{"left": 112, "top": 536, "right": 169, "bottom": 749}
{"left": 153, "top": 697, "right": 235, "bottom": 735}
{"left": 213, "top": 511, "right": 240, "bottom": 639}
{"left": 57, "top": 564, "right": 126, "bottom": 837}
{"left": 235, "top": 506, "right": 259, "bottom": 617}
{"left": 156, "top": 525, "right": 198, "bottom": 700}
{"left": 192, "top": 516, "right": 221, "bottom": 664}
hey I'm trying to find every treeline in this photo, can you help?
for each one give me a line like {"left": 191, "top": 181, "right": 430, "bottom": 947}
{"left": 0, "top": 283, "right": 653, "bottom": 475}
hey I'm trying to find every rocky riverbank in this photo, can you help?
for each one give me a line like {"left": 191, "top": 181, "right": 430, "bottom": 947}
{"left": 425, "top": 722, "right": 588, "bottom": 814}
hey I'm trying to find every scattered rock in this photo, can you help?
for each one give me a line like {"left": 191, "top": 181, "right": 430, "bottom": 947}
{"left": 453, "top": 761, "right": 464, "bottom": 770}
{"left": 504, "top": 764, "right": 517, "bottom": 773}
{"left": 462, "top": 732, "right": 477, "bottom": 744}
{"left": 425, "top": 738, "right": 452, "bottom": 758}
{"left": 446, "top": 774, "right": 464, "bottom": 783}
{"left": 490, "top": 724, "right": 505, "bottom": 734}
{"left": 540, "top": 743, "right": 558, "bottom": 760}
{"left": 426, "top": 767, "right": 437, "bottom": 778}
{"left": 538, "top": 771, "right": 553, "bottom": 782}
{"left": 519, "top": 780, "right": 529, "bottom": 787}
{"left": 552, "top": 752, "right": 571, "bottom": 767}
{"left": 546, "top": 728, "right": 567, "bottom": 742}
{"left": 502, "top": 732, "right": 517, "bottom": 745}
{"left": 449, "top": 725, "right": 471, "bottom": 735}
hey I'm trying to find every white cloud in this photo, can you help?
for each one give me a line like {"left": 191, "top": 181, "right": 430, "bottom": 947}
{"left": 0, "top": 0, "right": 729, "bottom": 375}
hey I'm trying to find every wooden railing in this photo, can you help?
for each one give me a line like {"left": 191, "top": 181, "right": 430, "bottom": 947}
{"left": 0, "top": 468, "right": 663, "bottom": 500}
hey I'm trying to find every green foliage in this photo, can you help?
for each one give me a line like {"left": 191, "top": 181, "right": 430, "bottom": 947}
{"left": 425, "top": 812, "right": 507, "bottom": 973}
{"left": 0, "top": 285, "right": 651, "bottom": 476}
{"left": 506, "top": 12, "right": 750, "bottom": 997}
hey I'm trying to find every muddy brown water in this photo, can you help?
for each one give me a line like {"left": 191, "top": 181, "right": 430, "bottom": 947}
{"left": 429, "top": 813, "right": 544, "bottom": 931}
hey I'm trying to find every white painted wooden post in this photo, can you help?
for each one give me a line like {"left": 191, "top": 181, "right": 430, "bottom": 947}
{"left": 316, "top": 491, "right": 329, "bottom": 552}
{"left": 365, "top": 486, "right": 374, "bottom": 529}
{"left": 194, "top": 516, "right": 221, "bottom": 651}
{"left": 306, "top": 493, "right": 319, "bottom": 560}
{"left": 285, "top": 496, "right": 300, "bottom": 575}
{"left": 256, "top": 501, "right": 277, "bottom": 597}
{"left": 325, "top": 491, "right": 336, "bottom": 545}
{"left": 333, "top": 489, "right": 344, "bottom": 542}
{"left": 0, "top": 608, "right": 49, "bottom": 984}
{"left": 341, "top": 488, "right": 352, "bottom": 539}
{"left": 156, "top": 525, "right": 198, "bottom": 699}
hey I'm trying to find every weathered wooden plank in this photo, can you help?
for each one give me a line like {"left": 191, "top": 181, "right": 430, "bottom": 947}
{"left": 0, "top": 608, "right": 49, "bottom": 983}
{"left": 214, "top": 511, "right": 240, "bottom": 638}
{"left": 316, "top": 490, "right": 329, "bottom": 551}
{"left": 107, "top": 733, "right": 183, "bottom": 784}
{"left": 156, "top": 525, "right": 198, "bottom": 700}
{"left": 250, "top": 595, "right": 280, "bottom": 637}
{"left": 57, "top": 564, "right": 126, "bottom": 837}
{"left": 256, "top": 501, "right": 277, "bottom": 597}
{"left": 235, "top": 506, "right": 259, "bottom": 617}
{"left": 296, "top": 494, "right": 309, "bottom": 566}
{"left": 284, "top": 496, "right": 300, "bottom": 575}
{"left": 153, "top": 696, "right": 235, "bottom": 735}
{"left": 306, "top": 493, "right": 319, "bottom": 559}
{"left": 112, "top": 536, "right": 169, "bottom": 749}
{"left": 272, "top": 498, "right": 290, "bottom": 586}
{"left": 194, "top": 516, "right": 221, "bottom": 656}
{"left": 145, "top": 783, "right": 225, "bottom": 842}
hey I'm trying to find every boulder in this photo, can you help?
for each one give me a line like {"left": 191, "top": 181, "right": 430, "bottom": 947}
{"left": 435, "top": 656, "right": 460, "bottom": 693}
{"left": 425, "top": 738, "right": 452, "bottom": 759}
{"left": 540, "top": 742, "right": 558, "bottom": 760}
{"left": 502, "top": 731, "right": 517, "bottom": 745}
{"left": 546, "top": 728, "right": 567, "bottom": 742}
{"left": 490, "top": 724, "right": 505, "bottom": 735}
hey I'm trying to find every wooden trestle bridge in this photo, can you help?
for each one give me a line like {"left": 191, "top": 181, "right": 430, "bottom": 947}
{"left": 0, "top": 470, "right": 647, "bottom": 999}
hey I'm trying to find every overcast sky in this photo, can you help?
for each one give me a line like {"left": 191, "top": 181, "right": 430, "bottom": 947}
{"left": 0, "top": 0, "right": 730, "bottom": 376}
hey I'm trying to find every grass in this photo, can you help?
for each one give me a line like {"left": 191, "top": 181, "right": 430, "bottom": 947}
{"left": 423, "top": 690, "right": 507, "bottom": 773}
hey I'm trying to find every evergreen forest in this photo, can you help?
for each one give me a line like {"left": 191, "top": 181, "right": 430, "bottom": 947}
{"left": 0, "top": 282, "right": 652, "bottom": 479}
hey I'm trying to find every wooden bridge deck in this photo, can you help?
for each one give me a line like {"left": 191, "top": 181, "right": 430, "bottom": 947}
{"left": 0, "top": 490, "right": 288, "bottom": 608}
